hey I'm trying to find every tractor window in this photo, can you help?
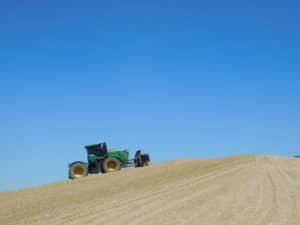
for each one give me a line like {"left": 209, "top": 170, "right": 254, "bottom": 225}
{"left": 85, "top": 143, "right": 107, "bottom": 156}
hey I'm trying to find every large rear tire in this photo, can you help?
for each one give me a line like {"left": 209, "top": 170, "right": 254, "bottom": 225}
{"left": 69, "top": 161, "right": 88, "bottom": 179}
{"left": 102, "top": 157, "right": 121, "bottom": 173}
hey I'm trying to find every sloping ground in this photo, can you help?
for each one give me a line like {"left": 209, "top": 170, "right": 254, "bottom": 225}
{"left": 1, "top": 155, "right": 300, "bottom": 225}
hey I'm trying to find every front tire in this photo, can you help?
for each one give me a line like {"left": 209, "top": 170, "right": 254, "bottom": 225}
{"left": 69, "top": 161, "right": 88, "bottom": 179}
{"left": 102, "top": 157, "right": 121, "bottom": 173}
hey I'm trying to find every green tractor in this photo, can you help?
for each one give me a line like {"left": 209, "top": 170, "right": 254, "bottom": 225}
{"left": 69, "top": 142, "right": 150, "bottom": 179}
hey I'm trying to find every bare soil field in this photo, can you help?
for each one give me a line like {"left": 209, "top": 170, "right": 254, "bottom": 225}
{"left": 1, "top": 155, "right": 300, "bottom": 225}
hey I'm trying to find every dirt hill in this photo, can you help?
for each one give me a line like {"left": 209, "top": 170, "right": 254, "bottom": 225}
{"left": 1, "top": 155, "right": 300, "bottom": 225}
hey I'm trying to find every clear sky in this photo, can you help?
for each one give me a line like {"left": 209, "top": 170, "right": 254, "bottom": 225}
{"left": 0, "top": 0, "right": 299, "bottom": 191}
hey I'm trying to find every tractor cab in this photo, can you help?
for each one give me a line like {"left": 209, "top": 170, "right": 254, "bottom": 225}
{"left": 85, "top": 142, "right": 108, "bottom": 174}
{"left": 85, "top": 142, "right": 108, "bottom": 157}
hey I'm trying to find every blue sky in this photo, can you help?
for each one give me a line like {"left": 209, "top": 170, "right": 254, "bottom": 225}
{"left": 0, "top": 0, "right": 299, "bottom": 191}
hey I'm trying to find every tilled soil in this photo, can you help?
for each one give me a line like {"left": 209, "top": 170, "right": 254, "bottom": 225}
{"left": 1, "top": 155, "right": 300, "bottom": 225}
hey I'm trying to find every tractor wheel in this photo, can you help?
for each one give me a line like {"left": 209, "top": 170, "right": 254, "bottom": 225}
{"left": 102, "top": 157, "right": 121, "bottom": 173}
{"left": 69, "top": 161, "right": 88, "bottom": 179}
{"left": 141, "top": 154, "right": 151, "bottom": 167}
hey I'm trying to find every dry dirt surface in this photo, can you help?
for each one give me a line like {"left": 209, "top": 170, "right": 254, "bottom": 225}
{"left": 1, "top": 155, "right": 300, "bottom": 225}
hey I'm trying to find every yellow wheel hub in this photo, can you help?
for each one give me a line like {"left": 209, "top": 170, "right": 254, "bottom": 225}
{"left": 107, "top": 161, "right": 117, "bottom": 170}
{"left": 73, "top": 166, "right": 84, "bottom": 177}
